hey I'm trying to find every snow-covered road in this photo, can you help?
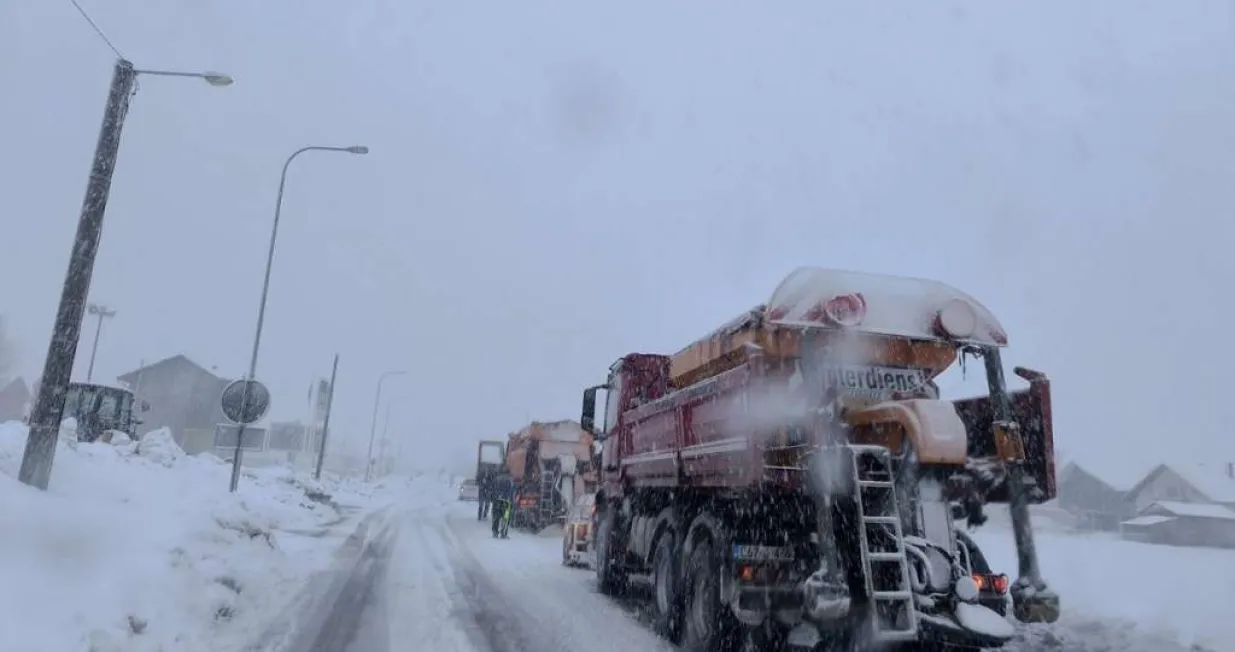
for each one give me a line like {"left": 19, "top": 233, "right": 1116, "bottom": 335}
{"left": 292, "top": 486, "right": 1235, "bottom": 652}
{"left": 325, "top": 493, "right": 671, "bottom": 652}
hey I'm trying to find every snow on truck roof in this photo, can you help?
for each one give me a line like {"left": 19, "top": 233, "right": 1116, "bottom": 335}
{"left": 764, "top": 267, "right": 1008, "bottom": 346}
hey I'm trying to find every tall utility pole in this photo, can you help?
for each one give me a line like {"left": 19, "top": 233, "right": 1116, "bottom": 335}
{"left": 366, "top": 369, "right": 406, "bottom": 481}
{"left": 85, "top": 303, "right": 116, "bottom": 382}
{"left": 379, "top": 401, "right": 393, "bottom": 475}
{"left": 19, "top": 59, "right": 231, "bottom": 491}
{"left": 314, "top": 353, "right": 339, "bottom": 480}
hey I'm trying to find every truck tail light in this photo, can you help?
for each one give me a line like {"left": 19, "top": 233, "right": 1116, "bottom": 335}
{"left": 934, "top": 299, "right": 978, "bottom": 339}
{"left": 737, "top": 564, "right": 781, "bottom": 584}
{"left": 804, "top": 293, "right": 867, "bottom": 327}
{"left": 973, "top": 572, "right": 1009, "bottom": 595}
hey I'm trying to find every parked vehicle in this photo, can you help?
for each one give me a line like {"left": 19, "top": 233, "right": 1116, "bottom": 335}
{"left": 562, "top": 492, "right": 597, "bottom": 567}
{"left": 458, "top": 478, "right": 480, "bottom": 501}
{"left": 61, "top": 382, "right": 148, "bottom": 443}
{"left": 504, "top": 421, "right": 595, "bottom": 531}
{"left": 579, "top": 267, "right": 1060, "bottom": 651}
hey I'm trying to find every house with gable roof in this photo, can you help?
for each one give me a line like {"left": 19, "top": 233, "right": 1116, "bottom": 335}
{"left": 1125, "top": 462, "right": 1235, "bottom": 512}
{"left": 0, "top": 377, "right": 31, "bottom": 422}
{"left": 1119, "top": 461, "right": 1235, "bottom": 548}
{"left": 1055, "top": 460, "right": 1143, "bottom": 530}
{"left": 115, "top": 354, "right": 233, "bottom": 453}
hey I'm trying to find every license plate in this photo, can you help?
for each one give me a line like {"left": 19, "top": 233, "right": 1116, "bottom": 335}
{"left": 821, "top": 364, "right": 927, "bottom": 399}
{"left": 732, "top": 544, "right": 795, "bottom": 562}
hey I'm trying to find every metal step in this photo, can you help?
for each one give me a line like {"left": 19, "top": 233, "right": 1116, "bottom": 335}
{"left": 849, "top": 445, "right": 918, "bottom": 641}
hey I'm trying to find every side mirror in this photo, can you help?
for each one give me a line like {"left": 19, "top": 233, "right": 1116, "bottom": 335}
{"left": 580, "top": 384, "right": 606, "bottom": 436}
{"left": 140, "top": 400, "right": 151, "bottom": 413}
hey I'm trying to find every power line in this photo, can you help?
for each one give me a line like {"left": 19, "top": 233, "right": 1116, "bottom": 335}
{"left": 66, "top": 0, "right": 125, "bottom": 59}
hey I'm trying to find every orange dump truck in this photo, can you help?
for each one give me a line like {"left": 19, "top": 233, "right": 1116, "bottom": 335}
{"left": 505, "top": 420, "right": 597, "bottom": 531}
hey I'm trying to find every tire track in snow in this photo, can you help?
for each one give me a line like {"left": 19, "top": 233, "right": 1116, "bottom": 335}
{"left": 432, "top": 522, "right": 536, "bottom": 652}
{"left": 441, "top": 508, "right": 674, "bottom": 652}
{"left": 308, "top": 521, "right": 398, "bottom": 652}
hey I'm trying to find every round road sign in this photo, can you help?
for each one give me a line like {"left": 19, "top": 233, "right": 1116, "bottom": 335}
{"left": 220, "top": 379, "right": 272, "bottom": 425}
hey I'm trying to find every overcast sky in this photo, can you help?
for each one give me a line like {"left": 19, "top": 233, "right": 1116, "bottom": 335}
{"left": 3, "top": 1, "right": 1233, "bottom": 477}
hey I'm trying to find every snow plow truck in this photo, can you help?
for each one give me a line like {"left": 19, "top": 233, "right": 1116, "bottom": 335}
{"left": 504, "top": 420, "right": 596, "bottom": 531}
{"left": 579, "top": 267, "right": 1060, "bottom": 651}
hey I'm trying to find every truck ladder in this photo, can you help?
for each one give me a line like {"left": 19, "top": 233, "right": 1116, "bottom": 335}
{"left": 538, "top": 470, "right": 559, "bottom": 526}
{"left": 851, "top": 445, "right": 918, "bottom": 643}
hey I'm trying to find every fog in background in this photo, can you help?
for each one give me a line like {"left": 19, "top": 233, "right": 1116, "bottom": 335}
{"left": 3, "top": 1, "right": 1232, "bottom": 478}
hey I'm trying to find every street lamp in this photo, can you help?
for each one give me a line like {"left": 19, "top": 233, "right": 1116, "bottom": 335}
{"left": 365, "top": 370, "right": 406, "bottom": 481}
{"left": 227, "top": 144, "right": 370, "bottom": 492}
{"left": 19, "top": 59, "right": 232, "bottom": 491}
{"left": 132, "top": 67, "right": 234, "bottom": 86}
{"left": 84, "top": 303, "right": 117, "bottom": 383}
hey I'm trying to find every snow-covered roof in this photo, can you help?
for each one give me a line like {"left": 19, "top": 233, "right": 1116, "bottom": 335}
{"left": 1125, "top": 461, "right": 1235, "bottom": 504}
{"left": 1170, "top": 463, "right": 1235, "bottom": 503}
{"left": 1145, "top": 501, "right": 1235, "bottom": 521}
{"left": 764, "top": 267, "right": 1007, "bottom": 346}
{"left": 1122, "top": 515, "right": 1175, "bottom": 527}
{"left": 1059, "top": 458, "right": 1153, "bottom": 492}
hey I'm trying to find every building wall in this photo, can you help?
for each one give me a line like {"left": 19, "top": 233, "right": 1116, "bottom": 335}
{"left": 130, "top": 364, "right": 195, "bottom": 438}
{"left": 1134, "top": 517, "right": 1235, "bottom": 549}
{"left": 124, "top": 360, "right": 230, "bottom": 451}
{"left": 1057, "top": 469, "right": 1131, "bottom": 530}
{"left": 1130, "top": 468, "right": 1209, "bottom": 512}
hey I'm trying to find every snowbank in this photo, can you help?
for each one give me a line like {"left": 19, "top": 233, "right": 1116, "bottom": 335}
{"left": 0, "top": 422, "right": 384, "bottom": 652}
{"left": 971, "top": 517, "right": 1235, "bottom": 651}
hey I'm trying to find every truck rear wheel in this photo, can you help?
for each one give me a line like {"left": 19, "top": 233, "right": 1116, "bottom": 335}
{"left": 595, "top": 507, "right": 627, "bottom": 596}
{"left": 651, "top": 531, "right": 683, "bottom": 642}
{"left": 680, "top": 540, "right": 738, "bottom": 652}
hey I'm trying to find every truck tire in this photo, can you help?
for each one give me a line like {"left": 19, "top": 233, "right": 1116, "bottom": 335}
{"left": 680, "top": 540, "right": 738, "bottom": 652}
{"left": 651, "top": 531, "right": 683, "bottom": 642}
{"left": 595, "top": 507, "right": 627, "bottom": 596}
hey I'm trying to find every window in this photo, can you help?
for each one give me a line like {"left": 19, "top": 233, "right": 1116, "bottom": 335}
{"left": 98, "top": 393, "right": 119, "bottom": 420}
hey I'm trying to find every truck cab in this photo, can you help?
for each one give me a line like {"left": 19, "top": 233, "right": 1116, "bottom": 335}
{"left": 61, "top": 382, "right": 148, "bottom": 443}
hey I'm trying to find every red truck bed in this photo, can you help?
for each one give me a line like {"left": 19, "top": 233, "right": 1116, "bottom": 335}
{"left": 612, "top": 359, "right": 1056, "bottom": 502}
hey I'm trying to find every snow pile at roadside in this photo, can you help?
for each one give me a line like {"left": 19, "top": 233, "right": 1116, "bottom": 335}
{"left": 971, "top": 518, "right": 1235, "bottom": 651}
{"left": 0, "top": 421, "right": 379, "bottom": 652}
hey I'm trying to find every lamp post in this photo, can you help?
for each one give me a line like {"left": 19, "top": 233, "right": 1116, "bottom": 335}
{"left": 20, "top": 59, "right": 232, "bottom": 491}
{"left": 365, "top": 370, "right": 405, "bottom": 481}
{"left": 84, "top": 303, "right": 116, "bottom": 382}
{"left": 379, "top": 401, "right": 393, "bottom": 475}
{"left": 227, "top": 144, "right": 370, "bottom": 493}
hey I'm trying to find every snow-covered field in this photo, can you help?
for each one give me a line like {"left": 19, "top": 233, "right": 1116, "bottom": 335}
{"left": 972, "top": 508, "right": 1235, "bottom": 652}
{"left": 0, "top": 421, "right": 391, "bottom": 652}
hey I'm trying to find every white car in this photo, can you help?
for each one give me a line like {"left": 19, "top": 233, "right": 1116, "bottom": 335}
{"left": 458, "top": 478, "right": 480, "bottom": 501}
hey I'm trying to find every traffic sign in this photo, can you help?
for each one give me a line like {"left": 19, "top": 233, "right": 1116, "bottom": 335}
{"left": 212, "top": 424, "right": 267, "bottom": 452}
{"left": 220, "top": 379, "right": 271, "bottom": 425}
